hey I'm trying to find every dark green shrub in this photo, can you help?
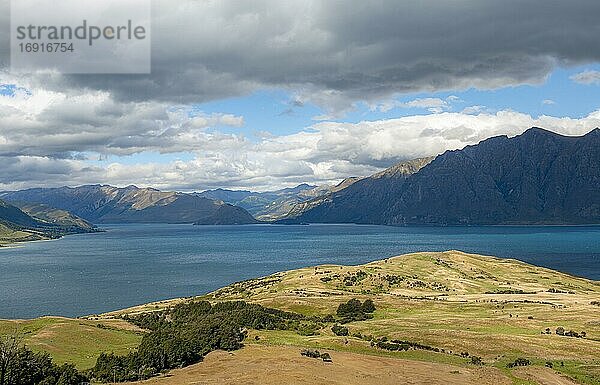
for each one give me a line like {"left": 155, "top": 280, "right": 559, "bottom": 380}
{"left": 507, "top": 358, "right": 531, "bottom": 368}
{"left": 336, "top": 298, "right": 376, "bottom": 323}
{"left": 331, "top": 324, "right": 349, "bottom": 336}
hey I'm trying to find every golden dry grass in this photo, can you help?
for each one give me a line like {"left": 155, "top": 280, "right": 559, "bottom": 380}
{"left": 116, "top": 344, "right": 513, "bottom": 385}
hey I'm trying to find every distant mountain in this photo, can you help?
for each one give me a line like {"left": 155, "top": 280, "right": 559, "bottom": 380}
{"left": 196, "top": 181, "right": 364, "bottom": 221}
{"left": 282, "top": 128, "right": 600, "bottom": 225}
{"left": 281, "top": 157, "right": 434, "bottom": 224}
{"left": 13, "top": 202, "right": 95, "bottom": 230}
{"left": 193, "top": 204, "right": 258, "bottom": 225}
{"left": 0, "top": 199, "right": 96, "bottom": 245}
{"left": 0, "top": 185, "right": 257, "bottom": 225}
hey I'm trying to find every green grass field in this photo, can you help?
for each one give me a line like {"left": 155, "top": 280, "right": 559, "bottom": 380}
{"left": 0, "top": 317, "right": 142, "bottom": 369}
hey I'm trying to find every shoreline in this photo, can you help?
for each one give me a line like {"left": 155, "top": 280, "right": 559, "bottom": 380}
{"left": 0, "top": 227, "right": 105, "bottom": 248}
{"left": 2, "top": 250, "right": 599, "bottom": 322}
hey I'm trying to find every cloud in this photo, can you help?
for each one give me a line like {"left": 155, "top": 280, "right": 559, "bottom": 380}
{"left": 2, "top": 1, "right": 600, "bottom": 112}
{"left": 2, "top": 104, "right": 599, "bottom": 191}
{"left": 370, "top": 97, "right": 452, "bottom": 113}
{"left": 542, "top": 99, "right": 556, "bottom": 105}
{"left": 0, "top": 75, "right": 246, "bottom": 159}
{"left": 570, "top": 70, "right": 600, "bottom": 85}
{"left": 1, "top": 1, "right": 600, "bottom": 192}
{"left": 461, "top": 105, "right": 489, "bottom": 114}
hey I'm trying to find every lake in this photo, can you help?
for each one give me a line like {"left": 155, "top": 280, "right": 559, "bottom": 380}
{"left": 1, "top": 223, "right": 599, "bottom": 319}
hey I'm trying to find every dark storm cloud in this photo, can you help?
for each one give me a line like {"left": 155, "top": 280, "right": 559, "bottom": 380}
{"left": 2, "top": 0, "right": 600, "bottom": 110}
{"left": 1, "top": 0, "right": 600, "bottom": 191}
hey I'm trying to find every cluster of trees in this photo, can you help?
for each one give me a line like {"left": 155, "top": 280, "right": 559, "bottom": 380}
{"left": 331, "top": 324, "right": 349, "bottom": 336}
{"left": 372, "top": 337, "right": 440, "bottom": 353}
{"left": 300, "top": 349, "right": 332, "bottom": 362}
{"left": 92, "top": 300, "right": 325, "bottom": 382}
{"left": 343, "top": 270, "right": 368, "bottom": 286}
{"left": 554, "top": 327, "right": 586, "bottom": 338}
{"left": 484, "top": 289, "right": 536, "bottom": 294}
{"left": 336, "top": 298, "right": 376, "bottom": 323}
{"left": 0, "top": 334, "right": 88, "bottom": 385}
{"left": 506, "top": 358, "right": 531, "bottom": 368}
{"left": 3, "top": 298, "right": 383, "bottom": 383}
{"left": 91, "top": 316, "right": 246, "bottom": 382}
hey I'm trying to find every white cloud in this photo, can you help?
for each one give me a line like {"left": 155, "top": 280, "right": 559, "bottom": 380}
{"left": 570, "top": 70, "right": 600, "bottom": 85}
{"left": 2, "top": 103, "right": 599, "bottom": 192}
{"left": 542, "top": 99, "right": 556, "bottom": 105}
{"left": 0, "top": 75, "right": 246, "bottom": 158}
{"left": 461, "top": 105, "right": 488, "bottom": 114}
{"left": 371, "top": 97, "right": 452, "bottom": 113}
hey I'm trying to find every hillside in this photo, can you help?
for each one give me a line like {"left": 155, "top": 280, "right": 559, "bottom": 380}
{"left": 0, "top": 185, "right": 257, "bottom": 225}
{"left": 92, "top": 251, "right": 599, "bottom": 385}
{"left": 0, "top": 199, "right": 96, "bottom": 245}
{"left": 14, "top": 202, "right": 95, "bottom": 230}
{"left": 281, "top": 157, "right": 434, "bottom": 223}
{"left": 283, "top": 128, "right": 600, "bottom": 225}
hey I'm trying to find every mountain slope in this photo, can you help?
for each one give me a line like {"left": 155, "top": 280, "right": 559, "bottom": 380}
{"left": 281, "top": 157, "right": 434, "bottom": 224}
{"left": 283, "top": 128, "right": 600, "bottom": 225}
{"left": 0, "top": 199, "right": 96, "bottom": 245}
{"left": 14, "top": 202, "right": 95, "bottom": 230}
{"left": 0, "top": 185, "right": 257, "bottom": 225}
{"left": 194, "top": 204, "right": 258, "bottom": 225}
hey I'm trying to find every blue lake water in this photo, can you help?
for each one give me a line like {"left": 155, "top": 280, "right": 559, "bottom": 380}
{"left": 0, "top": 223, "right": 598, "bottom": 319}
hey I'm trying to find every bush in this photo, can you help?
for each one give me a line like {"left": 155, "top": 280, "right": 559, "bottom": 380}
{"left": 507, "top": 358, "right": 531, "bottom": 368}
{"left": 300, "top": 349, "right": 321, "bottom": 359}
{"left": 300, "top": 349, "right": 332, "bottom": 362}
{"left": 361, "top": 299, "right": 375, "bottom": 313}
{"left": 336, "top": 299, "right": 376, "bottom": 323}
{"left": 331, "top": 324, "right": 349, "bottom": 336}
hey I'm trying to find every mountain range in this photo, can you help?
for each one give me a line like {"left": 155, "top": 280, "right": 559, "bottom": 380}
{"left": 195, "top": 181, "right": 361, "bottom": 220}
{"left": 1, "top": 127, "right": 598, "bottom": 240}
{"left": 281, "top": 127, "right": 600, "bottom": 225}
{"left": 0, "top": 185, "right": 257, "bottom": 225}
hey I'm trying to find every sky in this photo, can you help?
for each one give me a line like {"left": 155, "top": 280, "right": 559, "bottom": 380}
{"left": 1, "top": 0, "right": 600, "bottom": 192}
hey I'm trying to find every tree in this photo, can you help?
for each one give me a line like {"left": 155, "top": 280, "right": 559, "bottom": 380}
{"left": 0, "top": 332, "right": 22, "bottom": 385}
{"left": 336, "top": 299, "right": 376, "bottom": 323}
{"left": 361, "top": 299, "right": 375, "bottom": 314}
{"left": 331, "top": 324, "right": 349, "bottom": 336}
{"left": 320, "top": 352, "right": 332, "bottom": 362}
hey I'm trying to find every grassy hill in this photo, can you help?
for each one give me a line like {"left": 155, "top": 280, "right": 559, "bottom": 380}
{"left": 1, "top": 251, "right": 598, "bottom": 384}
{"left": 88, "top": 251, "right": 599, "bottom": 385}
